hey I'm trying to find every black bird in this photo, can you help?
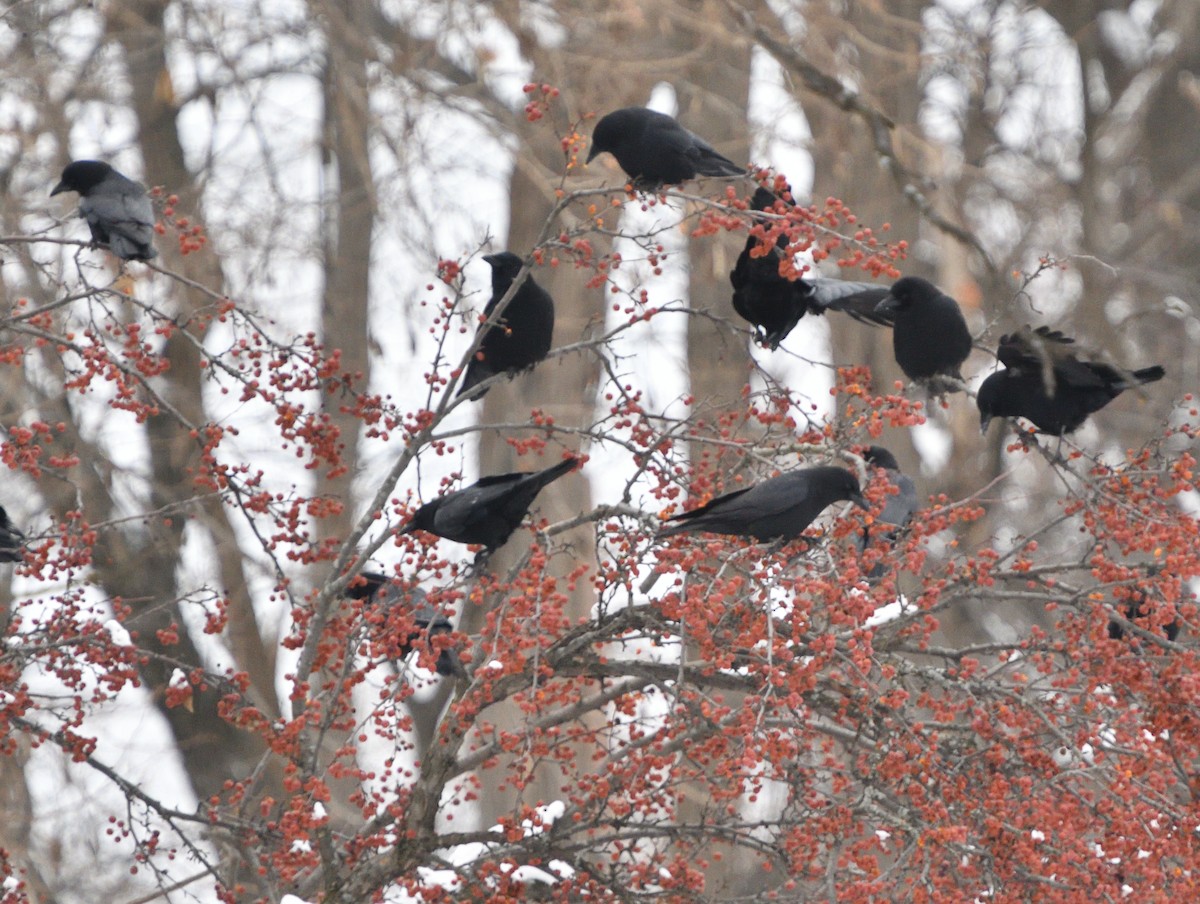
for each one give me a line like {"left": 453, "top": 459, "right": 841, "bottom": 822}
{"left": 0, "top": 506, "right": 24, "bottom": 564}
{"left": 1107, "top": 592, "right": 1180, "bottom": 644}
{"left": 402, "top": 456, "right": 579, "bottom": 553}
{"left": 658, "top": 466, "right": 867, "bottom": 542}
{"left": 875, "top": 277, "right": 973, "bottom": 391}
{"left": 730, "top": 187, "right": 891, "bottom": 349}
{"left": 347, "top": 572, "right": 463, "bottom": 676}
{"left": 51, "top": 160, "right": 157, "bottom": 261}
{"left": 586, "top": 107, "right": 744, "bottom": 187}
{"left": 855, "top": 446, "right": 918, "bottom": 570}
{"left": 978, "top": 326, "right": 1165, "bottom": 436}
{"left": 456, "top": 252, "right": 555, "bottom": 400}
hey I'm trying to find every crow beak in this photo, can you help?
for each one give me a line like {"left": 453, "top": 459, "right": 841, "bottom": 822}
{"left": 852, "top": 491, "right": 869, "bottom": 511}
{"left": 50, "top": 181, "right": 68, "bottom": 197}
{"left": 482, "top": 253, "right": 499, "bottom": 267}
{"left": 979, "top": 414, "right": 993, "bottom": 435}
{"left": 585, "top": 145, "right": 599, "bottom": 164}
{"left": 874, "top": 295, "right": 897, "bottom": 316}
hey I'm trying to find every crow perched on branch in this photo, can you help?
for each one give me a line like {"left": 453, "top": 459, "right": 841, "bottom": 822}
{"left": 401, "top": 456, "right": 579, "bottom": 554}
{"left": 855, "top": 446, "right": 918, "bottom": 573}
{"left": 0, "top": 506, "right": 24, "bottom": 564}
{"left": 657, "top": 466, "right": 866, "bottom": 542}
{"left": 730, "top": 187, "right": 891, "bottom": 349}
{"left": 586, "top": 107, "right": 745, "bottom": 187}
{"left": 1107, "top": 591, "right": 1180, "bottom": 644}
{"left": 346, "top": 572, "right": 463, "bottom": 677}
{"left": 977, "top": 325, "right": 1165, "bottom": 435}
{"left": 456, "top": 252, "right": 556, "bottom": 400}
{"left": 51, "top": 160, "right": 158, "bottom": 261}
{"left": 875, "top": 277, "right": 973, "bottom": 391}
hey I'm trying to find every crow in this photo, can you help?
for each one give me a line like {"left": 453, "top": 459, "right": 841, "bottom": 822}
{"left": 51, "top": 160, "right": 157, "bottom": 261}
{"left": 586, "top": 107, "right": 744, "bottom": 187}
{"left": 346, "top": 572, "right": 463, "bottom": 676}
{"left": 977, "top": 325, "right": 1165, "bottom": 436}
{"left": 874, "top": 277, "right": 973, "bottom": 391}
{"left": 456, "top": 252, "right": 555, "bottom": 400}
{"left": 855, "top": 446, "right": 918, "bottom": 572}
{"left": 730, "top": 187, "right": 891, "bottom": 349}
{"left": 402, "top": 456, "right": 579, "bottom": 554}
{"left": 0, "top": 506, "right": 23, "bottom": 564}
{"left": 1107, "top": 591, "right": 1180, "bottom": 644}
{"left": 658, "top": 466, "right": 867, "bottom": 542}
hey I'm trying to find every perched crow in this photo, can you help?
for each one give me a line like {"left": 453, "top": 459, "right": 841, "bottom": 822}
{"left": 51, "top": 160, "right": 157, "bottom": 261}
{"left": 402, "top": 456, "right": 579, "bottom": 553}
{"left": 346, "top": 572, "right": 463, "bottom": 676}
{"left": 1107, "top": 591, "right": 1180, "bottom": 644}
{"left": 456, "top": 252, "right": 555, "bottom": 400}
{"left": 586, "top": 107, "right": 744, "bottom": 186}
{"left": 0, "top": 506, "right": 23, "bottom": 564}
{"left": 730, "top": 187, "right": 891, "bottom": 349}
{"left": 875, "top": 277, "right": 973, "bottom": 391}
{"left": 855, "top": 446, "right": 918, "bottom": 571}
{"left": 658, "top": 466, "right": 867, "bottom": 542}
{"left": 978, "top": 326, "right": 1165, "bottom": 436}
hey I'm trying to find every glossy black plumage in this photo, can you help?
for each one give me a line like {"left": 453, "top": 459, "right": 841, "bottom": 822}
{"left": 347, "top": 572, "right": 462, "bottom": 676}
{"left": 730, "top": 188, "right": 891, "bottom": 349}
{"left": 51, "top": 160, "right": 157, "bottom": 261}
{"left": 658, "top": 466, "right": 867, "bottom": 542}
{"left": 402, "top": 456, "right": 578, "bottom": 553}
{"left": 977, "top": 326, "right": 1165, "bottom": 436}
{"left": 586, "top": 107, "right": 744, "bottom": 186}
{"left": 456, "top": 252, "right": 555, "bottom": 400}
{"left": 856, "top": 446, "right": 918, "bottom": 570}
{"left": 875, "top": 277, "right": 972, "bottom": 390}
{"left": 0, "top": 506, "right": 24, "bottom": 563}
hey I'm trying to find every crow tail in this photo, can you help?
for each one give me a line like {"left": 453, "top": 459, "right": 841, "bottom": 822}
{"left": 1131, "top": 365, "right": 1165, "bottom": 386}
{"left": 533, "top": 455, "right": 580, "bottom": 489}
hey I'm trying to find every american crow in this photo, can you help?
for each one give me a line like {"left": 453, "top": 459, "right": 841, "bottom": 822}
{"left": 730, "top": 187, "right": 891, "bottom": 349}
{"left": 402, "top": 456, "right": 579, "bottom": 553}
{"left": 586, "top": 107, "right": 744, "bottom": 186}
{"left": 875, "top": 277, "right": 972, "bottom": 391}
{"left": 51, "top": 160, "right": 157, "bottom": 261}
{"left": 658, "top": 466, "right": 866, "bottom": 542}
{"left": 977, "top": 325, "right": 1165, "bottom": 435}
{"left": 346, "top": 572, "right": 463, "bottom": 676}
{"left": 0, "top": 506, "right": 23, "bottom": 563}
{"left": 856, "top": 446, "right": 918, "bottom": 571}
{"left": 1107, "top": 591, "right": 1180, "bottom": 644}
{"left": 456, "top": 252, "right": 555, "bottom": 400}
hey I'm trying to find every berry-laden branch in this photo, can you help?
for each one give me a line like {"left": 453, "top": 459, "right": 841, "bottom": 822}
{"left": 1, "top": 85, "right": 1196, "bottom": 903}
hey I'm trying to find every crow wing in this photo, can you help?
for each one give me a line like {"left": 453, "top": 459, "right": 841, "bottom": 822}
{"left": 81, "top": 181, "right": 156, "bottom": 260}
{"left": 1000, "top": 326, "right": 1109, "bottom": 394}
{"left": 661, "top": 472, "right": 820, "bottom": 538}
{"left": 806, "top": 279, "right": 892, "bottom": 326}
{"left": 651, "top": 118, "right": 741, "bottom": 177}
